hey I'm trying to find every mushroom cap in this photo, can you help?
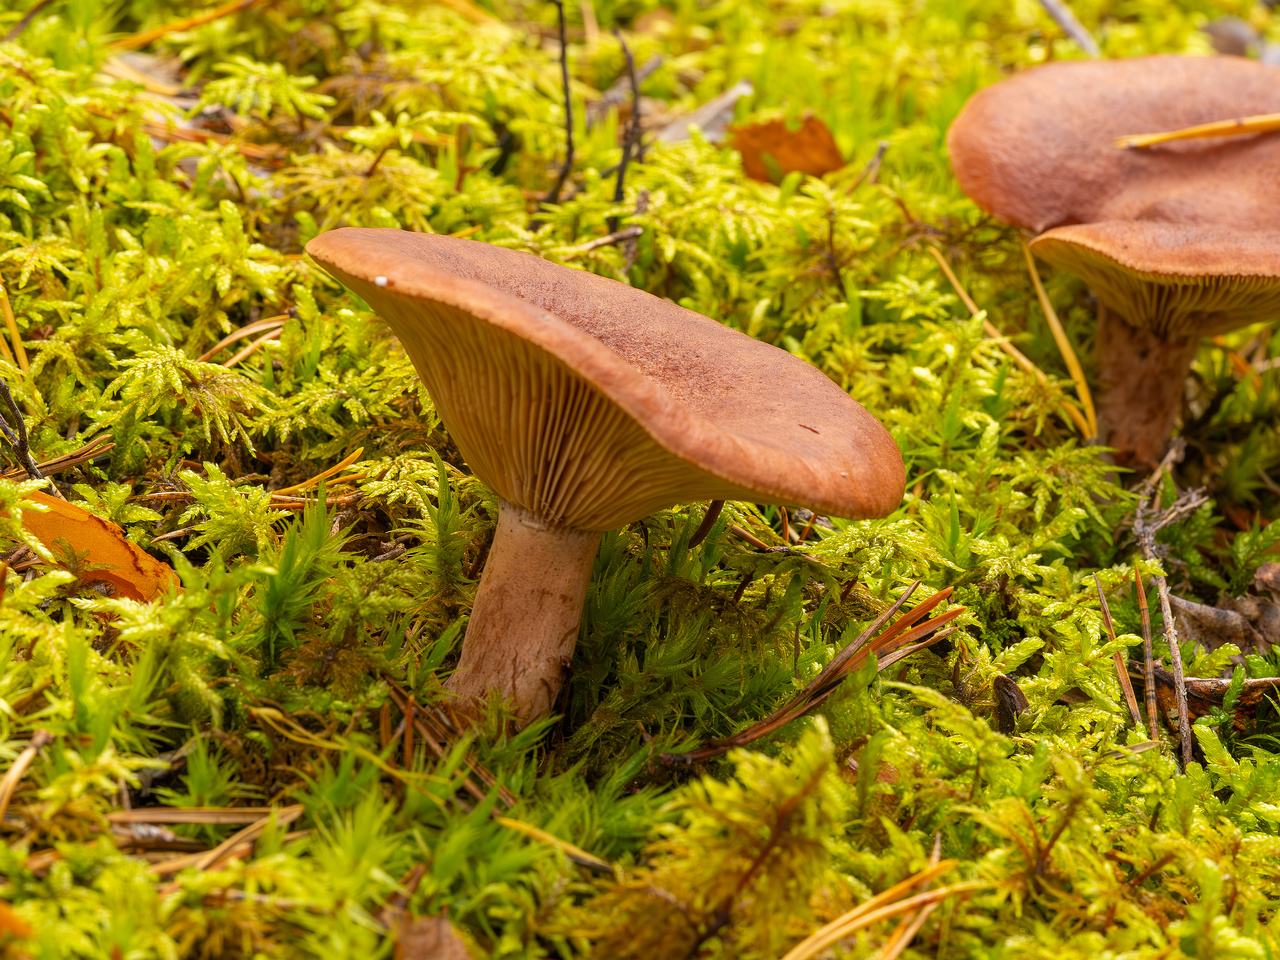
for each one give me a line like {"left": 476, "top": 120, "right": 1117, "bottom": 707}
{"left": 1031, "top": 222, "right": 1280, "bottom": 339}
{"left": 948, "top": 55, "right": 1280, "bottom": 332}
{"left": 306, "top": 228, "right": 904, "bottom": 531}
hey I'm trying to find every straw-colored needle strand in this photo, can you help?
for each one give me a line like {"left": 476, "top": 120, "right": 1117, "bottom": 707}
{"left": 928, "top": 245, "right": 1091, "bottom": 437}
{"left": 1021, "top": 236, "right": 1097, "bottom": 439}
{"left": 272, "top": 447, "right": 365, "bottom": 496}
{"left": 0, "top": 275, "right": 27, "bottom": 372}
{"left": 1117, "top": 111, "right": 1280, "bottom": 150}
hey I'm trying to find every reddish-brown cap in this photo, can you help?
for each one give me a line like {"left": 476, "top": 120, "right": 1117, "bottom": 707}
{"left": 1031, "top": 221, "right": 1280, "bottom": 338}
{"left": 948, "top": 55, "right": 1280, "bottom": 333}
{"left": 306, "top": 228, "right": 904, "bottom": 530}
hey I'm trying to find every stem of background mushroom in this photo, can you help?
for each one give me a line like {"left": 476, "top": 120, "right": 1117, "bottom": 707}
{"left": 1095, "top": 306, "right": 1198, "bottom": 470}
{"left": 445, "top": 500, "right": 602, "bottom": 722}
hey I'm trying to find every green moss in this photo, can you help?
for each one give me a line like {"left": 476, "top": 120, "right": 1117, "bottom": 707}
{"left": 1, "top": 0, "right": 1280, "bottom": 955}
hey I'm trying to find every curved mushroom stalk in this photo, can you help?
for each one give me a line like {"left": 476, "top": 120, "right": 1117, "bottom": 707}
{"left": 1095, "top": 307, "right": 1198, "bottom": 469}
{"left": 448, "top": 502, "right": 601, "bottom": 720}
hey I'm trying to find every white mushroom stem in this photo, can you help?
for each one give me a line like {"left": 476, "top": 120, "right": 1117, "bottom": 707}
{"left": 446, "top": 500, "right": 602, "bottom": 721}
{"left": 1096, "top": 306, "right": 1199, "bottom": 469}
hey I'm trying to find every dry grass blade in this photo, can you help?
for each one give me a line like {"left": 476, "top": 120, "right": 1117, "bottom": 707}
{"left": 1116, "top": 111, "right": 1280, "bottom": 149}
{"left": 110, "top": 0, "right": 270, "bottom": 51}
{"left": 108, "top": 807, "right": 286, "bottom": 825}
{"left": 779, "top": 860, "right": 967, "bottom": 960}
{"left": 1096, "top": 574, "right": 1143, "bottom": 729}
{"left": 222, "top": 328, "right": 278, "bottom": 369}
{"left": 385, "top": 682, "right": 517, "bottom": 809}
{"left": 496, "top": 816, "right": 618, "bottom": 878}
{"left": 195, "top": 315, "right": 288, "bottom": 363}
{"left": 1135, "top": 566, "right": 1161, "bottom": 742}
{"left": 1021, "top": 236, "right": 1097, "bottom": 439}
{"left": 272, "top": 447, "right": 364, "bottom": 496}
{"left": 663, "top": 584, "right": 963, "bottom": 763}
{"left": 2, "top": 437, "right": 114, "bottom": 482}
{"left": 928, "top": 246, "right": 1090, "bottom": 437}
{"left": 0, "top": 729, "right": 52, "bottom": 823}
{"left": 877, "top": 833, "right": 943, "bottom": 960}
{"left": 0, "top": 275, "right": 27, "bottom": 372}
{"left": 149, "top": 805, "right": 304, "bottom": 875}
{"left": 140, "top": 121, "right": 285, "bottom": 162}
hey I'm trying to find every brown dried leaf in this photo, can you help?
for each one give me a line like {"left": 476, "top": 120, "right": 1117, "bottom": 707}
{"left": 396, "top": 915, "right": 472, "bottom": 960}
{"left": 1170, "top": 594, "right": 1264, "bottom": 654}
{"left": 992, "top": 674, "right": 1029, "bottom": 735}
{"left": 730, "top": 113, "right": 845, "bottom": 184}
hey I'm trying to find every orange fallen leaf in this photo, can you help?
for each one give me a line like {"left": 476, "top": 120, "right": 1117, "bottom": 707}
{"left": 9, "top": 491, "right": 180, "bottom": 601}
{"left": 0, "top": 900, "right": 33, "bottom": 939}
{"left": 730, "top": 113, "right": 845, "bottom": 184}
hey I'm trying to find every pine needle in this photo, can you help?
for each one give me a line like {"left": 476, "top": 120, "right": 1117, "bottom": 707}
{"left": 1095, "top": 574, "right": 1143, "bottom": 730}
{"left": 1116, "top": 111, "right": 1280, "bottom": 149}
{"left": 1020, "top": 236, "right": 1097, "bottom": 439}
{"left": 110, "top": 0, "right": 272, "bottom": 51}
{"left": 272, "top": 447, "right": 365, "bottom": 495}
{"left": 780, "top": 860, "right": 978, "bottom": 960}
{"left": 0, "top": 275, "right": 27, "bottom": 372}
{"left": 928, "top": 245, "right": 1091, "bottom": 437}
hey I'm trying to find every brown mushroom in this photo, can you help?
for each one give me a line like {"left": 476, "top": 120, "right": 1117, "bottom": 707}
{"left": 947, "top": 55, "right": 1280, "bottom": 467}
{"left": 306, "top": 228, "right": 905, "bottom": 722}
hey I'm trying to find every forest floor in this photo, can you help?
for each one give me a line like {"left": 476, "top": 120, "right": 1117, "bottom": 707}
{"left": 2, "top": 0, "right": 1280, "bottom": 956}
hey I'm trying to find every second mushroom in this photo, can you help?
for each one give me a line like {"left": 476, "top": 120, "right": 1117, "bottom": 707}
{"left": 307, "top": 229, "right": 906, "bottom": 722}
{"left": 948, "top": 55, "right": 1280, "bottom": 468}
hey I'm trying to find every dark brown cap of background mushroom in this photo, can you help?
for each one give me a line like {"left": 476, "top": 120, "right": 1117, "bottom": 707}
{"left": 947, "top": 55, "right": 1280, "bottom": 236}
{"left": 946, "top": 55, "right": 1280, "bottom": 467}
{"left": 306, "top": 228, "right": 905, "bottom": 720}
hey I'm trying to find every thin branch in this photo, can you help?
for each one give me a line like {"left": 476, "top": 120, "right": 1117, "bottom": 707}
{"left": 687, "top": 500, "right": 723, "bottom": 549}
{"left": 4, "top": 0, "right": 58, "bottom": 42}
{"left": 587, "top": 54, "right": 662, "bottom": 128}
{"left": 1096, "top": 574, "right": 1143, "bottom": 730}
{"left": 1134, "top": 566, "right": 1160, "bottom": 743}
{"left": 1034, "top": 0, "right": 1100, "bottom": 57}
{"left": 544, "top": 0, "right": 575, "bottom": 207}
{"left": 846, "top": 140, "right": 888, "bottom": 193}
{"left": 607, "top": 29, "right": 641, "bottom": 233}
{"left": 1132, "top": 448, "right": 1208, "bottom": 768}
{"left": 110, "top": 0, "right": 270, "bottom": 51}
{"left": 0, "top": 376, "right": 61, "bottom": 499}
{"left": 562, "top": 225, "right": 642, "bottom": 259}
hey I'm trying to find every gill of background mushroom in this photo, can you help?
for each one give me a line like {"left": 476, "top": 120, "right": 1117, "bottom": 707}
{"left": 947, "top": 55, "right": 1280, "bottom": 468}
{"left": 307, "top": 229, "right": 906, "bottom": 723}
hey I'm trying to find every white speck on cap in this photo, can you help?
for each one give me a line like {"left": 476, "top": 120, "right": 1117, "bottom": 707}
{"left": 840, "top": 472, "right": 848, "bottom": 478}
{"left": 375, "top": 276, "right": 388, "bottom": 287}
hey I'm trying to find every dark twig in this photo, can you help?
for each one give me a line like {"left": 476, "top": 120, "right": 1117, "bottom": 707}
{"left": 1096, "top": 574, "right": 1143, "bottom": 729}
{"left": 1134, "top": 566, "right": 1160, "bottom": 743}
{"left": 687, "top": 500, "right": 723, "bottom": 549}
{"left": 1033, "top": 0, "right": 1101, "bottom": 56}
{"left": 544, "top": 0, "right": 575, "bottom": 208}
{"left": 607, "top": 30, "right": 641, "bottom": 233}
{"left": 846, "top": 140, "right": 889, "bottom": 194}
{"left": 562, "top": 225, "right": 643, "bottom": 259}
{"left": 1132, "top": 442, "right": 1208, "bottom": 768}
{"left": 587, "top": 54, "right": 662, "bottom": 128}
{"left": 0, "top": 377, "right": 61, "bottom": 499}
{"left": 663, "top": 583, "right": 963, "bottom": 763}
{"left": 5, "top": 0, "right": 57, "bottom": 41}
